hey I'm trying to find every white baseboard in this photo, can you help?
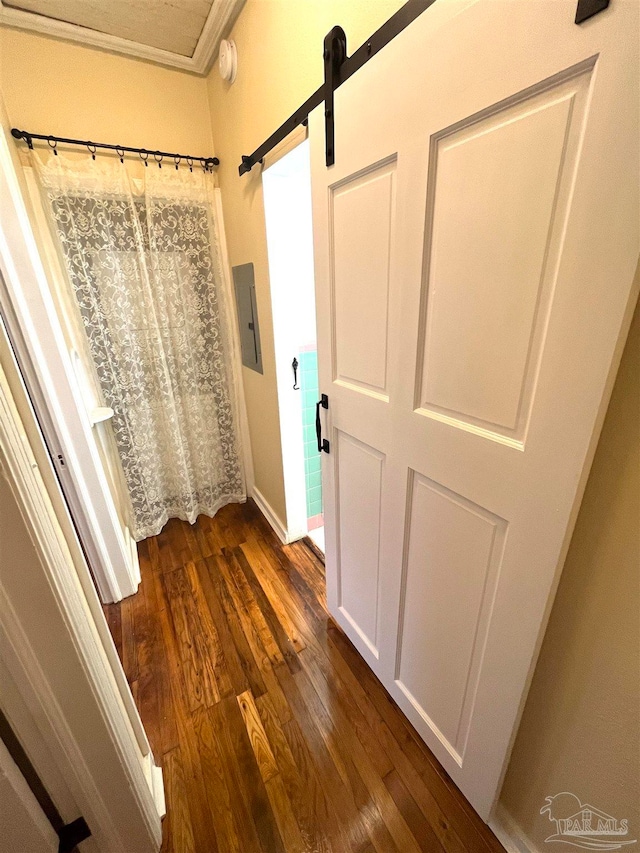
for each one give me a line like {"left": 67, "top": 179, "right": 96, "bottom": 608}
{"left": 490, "top": 803, "right": 541, "bottom": 853}
{"left": 251, "top": 486, "right": 290, "bottom": 544}
{"left": 150, "top": 761, "right": 166, "bottom": 820}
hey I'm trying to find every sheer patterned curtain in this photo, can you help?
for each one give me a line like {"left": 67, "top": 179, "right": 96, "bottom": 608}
{"left": 33, "top": 151, "right": 246, "bottom": 540}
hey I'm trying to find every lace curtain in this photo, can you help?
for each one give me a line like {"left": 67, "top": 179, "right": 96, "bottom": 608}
{"left": 33, "top": 151, "right": 246, "bottom": 540}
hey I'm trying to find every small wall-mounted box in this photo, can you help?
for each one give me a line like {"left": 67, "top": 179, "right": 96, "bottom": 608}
{"left": 232, "top": 262, "right": 263, "bottom": 374}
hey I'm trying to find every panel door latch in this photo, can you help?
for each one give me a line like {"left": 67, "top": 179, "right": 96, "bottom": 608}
{"left": 315, "top": 393, "right": 330, "bottom": 454}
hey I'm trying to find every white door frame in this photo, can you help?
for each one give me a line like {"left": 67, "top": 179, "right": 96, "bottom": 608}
{"left": 262, "top": 128, "right": 316, "bottom": 543}
{"left": 0, "top": 348, "right": 164, "bottom": 851}
{"left": 0, "top": 107, "right": 138, "bottom": 603}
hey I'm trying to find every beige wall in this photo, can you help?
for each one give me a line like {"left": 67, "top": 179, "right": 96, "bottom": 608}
{"left": 0, "top": 26, "right": 214, "bottom": 158}
{"left": 498, "top": 295, "right": 640, "bottom": 847}
{"left": 206, "top": 0, "right": 407, "bottom": 521}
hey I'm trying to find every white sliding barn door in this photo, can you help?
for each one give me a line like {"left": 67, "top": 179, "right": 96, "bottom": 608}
{"left": 310, "top": 0, "right": 638, "bottom": 819}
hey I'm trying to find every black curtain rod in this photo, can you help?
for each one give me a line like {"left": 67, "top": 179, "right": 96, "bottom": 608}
{"left": 11, "top": 128, "right": 220, "bottom": 170}
{"left": 238, "top": 0, "right": 437, "bottom": 175}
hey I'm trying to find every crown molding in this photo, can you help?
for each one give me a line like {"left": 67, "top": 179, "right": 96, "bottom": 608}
{"left": 0, "top": 0, "right": 245, "bottom": 76}
{"left": 192, "top": 0, "right": 245, "bottom": 75}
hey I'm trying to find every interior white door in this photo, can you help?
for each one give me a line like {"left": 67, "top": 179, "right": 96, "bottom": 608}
{"left": 310, "top": 0, "right": 639, "bottom": 820}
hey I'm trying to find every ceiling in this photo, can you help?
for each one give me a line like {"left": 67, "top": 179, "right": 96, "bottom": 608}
{"left": 0, "top": 0, "right": 245, "bottom": 74}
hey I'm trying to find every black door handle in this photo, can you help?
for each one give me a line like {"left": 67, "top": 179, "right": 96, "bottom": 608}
{"left": 315, "top": 394, "right": 330, "bottom": 454}
{"left": 292, "top": 357, "right": 299, "bottom": 390}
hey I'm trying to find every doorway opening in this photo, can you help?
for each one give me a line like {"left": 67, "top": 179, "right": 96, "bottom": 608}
{"left": 263, "top": 138, "right": 323, "bottom": 552}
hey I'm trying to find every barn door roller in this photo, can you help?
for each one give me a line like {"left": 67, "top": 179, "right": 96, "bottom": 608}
{"left": 237, "top": 0, "right": 609, "bottom": 176}
{"left": 323, "top": 26, "right": 347, "bottom": 167}
{"left": 238, "top": 0, "right": 438, "bottom": 175}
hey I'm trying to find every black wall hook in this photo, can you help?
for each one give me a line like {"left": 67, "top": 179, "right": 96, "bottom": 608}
{"left": 292, "top": 357, "right": 300, "bottom": 390}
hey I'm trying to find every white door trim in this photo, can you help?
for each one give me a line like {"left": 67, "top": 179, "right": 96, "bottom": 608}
{"left": 0, "top": 348, "right": 163, "bottom": 851}
{"left": 263, "top": 136, "right": 316, "bottom": 544}
{"left": 0, "top": 107, "right": 138, "bottom": 603}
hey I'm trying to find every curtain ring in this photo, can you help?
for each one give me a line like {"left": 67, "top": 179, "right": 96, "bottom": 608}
{"left": 187, "top": 157, "right": 193, "bottom": 173}
{"left": 116, "top": 146, "right": 125, "bottom": 164}
{"left": 154, "top": 152, "right": 163, "bottom": 169}
{"left": 139, "top": 151, "right": 149, "bottom": 167}
{"left": 174, "top": 156, "right": 181, "bottom": 171}
{"left": 87, "top": 143, "right": 97, "bottom": 161}
{"left": 47, "top": 136, "right": 58, "bottom": 156}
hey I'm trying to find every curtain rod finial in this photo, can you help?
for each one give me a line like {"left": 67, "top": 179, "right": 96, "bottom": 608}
{"left": 11, "top": 128, "right": 33, "bottom": 149}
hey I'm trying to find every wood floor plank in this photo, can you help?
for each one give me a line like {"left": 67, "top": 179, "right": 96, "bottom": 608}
{"left": 129, "top": 549, "right": 162, "bottom": 758}
{"left": 255, "top": 535, "right": 329, "bottom": 629}
{"left": 161, "top": 748, "right": 196, "bottom": 853}
{"left": 158, "top": 521, "right": 184, "bottom": 572}
{"left": 237, "top": 689, "right": 279, "bottom": 783}
{"left": 192, "top": 557, "right": 250, "bottom": 696}
{"left": 141, "top": 554, "right": 180, "bottom": 757}
{"left": 152, "top": 573, "right": 223, "bottom": 853}
{"left": 280, "top": 712, "right": 350, "bottom": 851}
{"left": 104, "top": 502, "right": 505, "bottom": 853}
{"left": 146, "top": 534, "right": 162, "bottom": 574}
{"left": 223, "top": 546, "right": 284, "bottom": 667}
{"left": 255, "top": 692, "right": 333, "bottom": 853}
{"left": 184, "top": 560, "right": 235, "bottom": 700}
{"left": 162, "top": 567, "right": 219, "bottom": 711}
{"left": 192, "top": 707, "right": 243, "bottom": 853}
{"left": 216, "top": 550, "right": 293, "bottom": 724}
{"left": 240, "top": 537, "right": 306, "bottom": 653}
{"left": 274, "top": 660, "right": 371, "bottom": 853}
{"left": 294, "top": 656, "right": 416, "bottom": 853}
{"left": 384, "top": 768, "right": 447, "bottom": 853}
{"left": 299, "top": 648, "right": 393, "bottom": 782}
{"left": 283, "top": 540, "right": 328, "bottom": 608}
{"left": 194, "top": 517, "right": 215, "bottom": 559}
{"left": 103, "top": 599, "right": 122, "bottom": 663}
{"left": 213, "top": 694, "right": 286, "bottom": 853}
{"left": 237, "top": 693, "right": 308, "bottom": 852}
{"left": 327, "top": 625, "right": 491, "bottom": 853}
{"left": 207, "top": 554, "right": 267, "bottom": 698}
{"left": 119, "top": 593, "right": 138, "bottom": 683}
{"left": 234, "top": 544, "right": 303, "bottom": 672}
{"left": 262, "top": 771, "right": 308, "bottom": 853}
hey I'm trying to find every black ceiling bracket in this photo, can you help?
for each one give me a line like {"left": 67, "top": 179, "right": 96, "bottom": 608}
{"left": 323, "top": 26, "right": 347, "bottom": 167}
{"left": 575, "top": 0, "right": 610, "bottom": 24}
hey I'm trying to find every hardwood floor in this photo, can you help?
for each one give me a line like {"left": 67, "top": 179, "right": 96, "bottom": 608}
{"left": 103, "top": 500, "right": 505, "bottom": 853}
